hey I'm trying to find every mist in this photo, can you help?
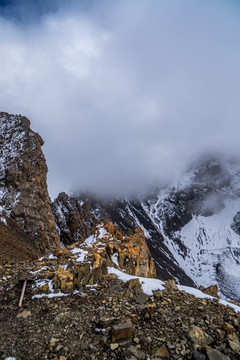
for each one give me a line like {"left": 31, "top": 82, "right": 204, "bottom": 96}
{"left": 1, "top": 0, "right": 240, "bottom": 198}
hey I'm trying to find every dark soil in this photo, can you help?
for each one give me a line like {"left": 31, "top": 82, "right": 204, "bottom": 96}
{"left": 0, "top": 221, "right": 40, "bottom": 264}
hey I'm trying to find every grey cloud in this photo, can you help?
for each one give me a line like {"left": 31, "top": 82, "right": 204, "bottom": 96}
{"left": 0, "top": 0, "right": 240, "bottom": 198}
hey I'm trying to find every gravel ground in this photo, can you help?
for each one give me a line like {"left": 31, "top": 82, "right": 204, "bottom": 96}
{"left": 1, "top": 262, "right": 240, "bottom": 360}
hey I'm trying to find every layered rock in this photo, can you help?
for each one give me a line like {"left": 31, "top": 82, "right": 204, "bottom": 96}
{"left": 32, "top": 222, "right": 156, "bottom": 295}
{"left": 0, "top": 112, "right": 60, "bottom": 252}
{"left": 70, "top": 221, "right": 156, "bottom": 289}
{"left": 89, "top": 222, "right": 156, "bottom": 278}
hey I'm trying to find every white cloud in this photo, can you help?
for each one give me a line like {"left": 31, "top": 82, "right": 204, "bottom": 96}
{"left": 1, "top": 0, "right": 240, "bottom": 197}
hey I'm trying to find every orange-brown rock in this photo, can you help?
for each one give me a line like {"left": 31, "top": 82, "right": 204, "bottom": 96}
{"left": 34, "top": 222, "right": 156, "bottom": 293}
{"left": 164, "top": 279, "right": 178, "bottom": 292}
{"left": 63, "top": 222, "right": 156, "bottom": 288}
{"left": 223, "top": 322, "right": 235, "bottom": 334}
{"left": 199, "top": 284, "right": 219, "bottom": 298}
{"left": 90, "top": 222, "right": 156, "bottom": 278}
{"left": 124, "top": 278, "right": 143, "bottom": 297}
{"left": 188, "top": 326, "right": 213, "bottom": 348}
{"left": 35, "top": 283, "right": 50, "bottom": 295}
{"left": 53, "top": 266, "right": 74, "bottom": 293}
{"left": 154, "top": 344, "right": 170, "bottom": 358}
{"left": 0, "top": 113, "right": 60, "bottom": 253}
{"left": 112, "top": 322, "right": 133, "bottom": 341}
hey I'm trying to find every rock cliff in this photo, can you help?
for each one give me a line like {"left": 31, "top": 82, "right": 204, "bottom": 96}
{"left": 0, "top": 112, "right": 60, "bottom": 253}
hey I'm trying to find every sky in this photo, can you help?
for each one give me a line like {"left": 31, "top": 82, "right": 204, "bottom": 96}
{"left": 0, "top": 0, "right": 240, "bottom": 198}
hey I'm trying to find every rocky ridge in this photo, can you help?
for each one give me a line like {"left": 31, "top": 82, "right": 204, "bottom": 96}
{"left": 0, "top": 112, "right": 60, "bottom": 253}
{"left": 33, "top": 221, "right": 156, "bottom": 296}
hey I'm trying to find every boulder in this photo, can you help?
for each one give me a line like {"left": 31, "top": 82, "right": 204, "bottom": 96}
{"left": 189, "top": 326, "right": 213, "bottom": 348}
{"left": 112, "top": 322, "right": 133, "bottom": 341}
{"left": 53, "top": 266, "right": 74, "bottom": 293}
{"left": 199, "top": 285, "right": 219, "bottom": 298}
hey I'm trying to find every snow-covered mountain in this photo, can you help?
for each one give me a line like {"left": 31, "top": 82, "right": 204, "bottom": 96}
{"left": 140, "top": 157, "right": 240, "bottom": 301}
{"left": 53, "top": 156, "right": 240, "bottom": 301}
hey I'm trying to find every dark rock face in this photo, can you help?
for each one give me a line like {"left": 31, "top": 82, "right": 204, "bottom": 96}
{"left": 231, "top": 212, "right": 240, "bottom": 236}
{"left": 0, "top": 112, "right": 60, "bottom": 252}
{"left": 52, "top": 192, "right": 97, "bottom": 245}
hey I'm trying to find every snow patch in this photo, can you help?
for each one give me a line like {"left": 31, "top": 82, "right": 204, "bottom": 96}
{"left": 111, "top": 253, "right": 119, "bottom": 267}
{"left": 108, "top": 267, "right": 240, "bottom": 313}
{"left": 84, "top": 235, "right": 95, "bottom": 247}
{"left": 70, "top": 247, "right": 88, "bottom": 262}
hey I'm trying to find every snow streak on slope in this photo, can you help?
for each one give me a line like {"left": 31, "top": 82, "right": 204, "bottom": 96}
{"left": 176, "top": 200, "right": 240, "bottom": 297}
{"left": 140, "top": 159, "right": 240, "bottom": 301}
{"left": 108, "top": 267, "right": 240, "bottom": 313}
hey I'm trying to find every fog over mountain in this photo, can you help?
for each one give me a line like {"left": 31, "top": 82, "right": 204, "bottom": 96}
{"left": 0, "top": 0, "right": 240, "bottom": 198}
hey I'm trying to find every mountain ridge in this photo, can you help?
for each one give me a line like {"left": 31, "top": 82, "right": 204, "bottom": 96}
{"left": 52, "top": 157, "right": 240, "bottom": 301}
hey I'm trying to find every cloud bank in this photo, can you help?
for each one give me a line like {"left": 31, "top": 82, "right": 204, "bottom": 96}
{"left": 0, "top": 0, "right": 240, "bottom": 197}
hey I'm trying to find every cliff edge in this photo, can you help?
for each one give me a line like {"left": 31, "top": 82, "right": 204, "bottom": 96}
{"left": 0, "top": 112, "right": 60, "bottom": 253}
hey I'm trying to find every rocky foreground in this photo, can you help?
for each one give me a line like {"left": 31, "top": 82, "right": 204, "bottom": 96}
{"left": 1, "top": 223, "right": 240, "bottom": 360}
{"left": 1, "top": 264, "right": 240, "bottom": 360}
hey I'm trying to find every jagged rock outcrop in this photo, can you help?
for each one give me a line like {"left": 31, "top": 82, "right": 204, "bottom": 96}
{"left": 89, "top": 222, "right": 156, "bottom": 278}
{"left": 31, "top": 222, "right": 156, "bottom": 295}
{"left": 0, "top": 112, "right": 60, "bottom": 252}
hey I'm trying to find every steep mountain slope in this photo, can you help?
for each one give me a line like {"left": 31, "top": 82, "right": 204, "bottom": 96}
{"left": 0, "top": 220, "right": 40, "bottom": 263}
{"left": 52, "top": 157, "right": 240, "bottom": 301}
{"left": 0, "top": 112, "right": 60, "bottom": 252}
{"left": 141, "top": 157, "right": 240, "bottom": 301}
